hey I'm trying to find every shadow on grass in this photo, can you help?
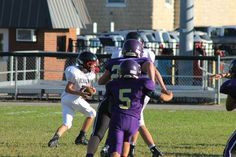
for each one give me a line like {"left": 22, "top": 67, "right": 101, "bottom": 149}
{"left": 165, "top": 152, "right": 222, "bottom": 157}
{"left": 160, "top": 143, "right": 224, "bottom": 157}
{"left": 164, "top": 143, "right": 225, "bottom": 149}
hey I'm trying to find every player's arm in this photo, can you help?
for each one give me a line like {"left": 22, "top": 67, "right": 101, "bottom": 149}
{"left": 98, "top": 70, "right": 111, "bottom": 85}
{"left": 141, "top": 61, "right": 156, "bottom": 82}
{"left": 154, "top": 68, "right": 170, "bottom": 94}
{"left": 211, "top": 73, "right": 231, "bottom": 80}
{"left": 65, "top": 81, "right": 90, "bottom": 99}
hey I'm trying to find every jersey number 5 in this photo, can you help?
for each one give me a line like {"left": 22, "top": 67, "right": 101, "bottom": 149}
{"left": 119, "top": 89, "right": 131, "bottom": 110}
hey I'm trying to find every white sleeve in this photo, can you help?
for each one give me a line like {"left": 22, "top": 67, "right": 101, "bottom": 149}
{"left": 65, "top": 66, "right": 76, "bottom": 83}
{"left": 111, "top": 48, "right": 123, "bottom": 59}
{"left": 143, "top": 49, "right": 156, "bottom": 63}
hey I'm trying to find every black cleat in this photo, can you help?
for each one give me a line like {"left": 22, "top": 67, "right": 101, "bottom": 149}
{"left": 100, "top": 145, "right": 109, "bottom": 157}
{"left": 128, "top": 145, "right": 136, "bottom": 157}
{"left": 75, "top": 135, "right": 88, "bottom": 145}
{"left": 150, "top": 146, "right": 163, "bottom": 157}
{"left": 48, "top": 135, "right": 59, "bottom": 148}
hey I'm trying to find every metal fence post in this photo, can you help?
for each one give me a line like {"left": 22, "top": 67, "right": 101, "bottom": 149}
{"left": 36, "top": 57, "right": 41, "bottom": 81}
{"left": 10, "top": 56, "right": 14, "bottom": 85}
{"left": 216, "top": 55, "right": 221, "bottom": 104}
{"left": 23, "top": 57, "right": 26, "bottom": 80}
{"left": 14, "top": 56, "right": 18, "bottom": 100}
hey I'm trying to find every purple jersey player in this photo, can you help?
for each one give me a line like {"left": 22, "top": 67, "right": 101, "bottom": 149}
{"left": 212, "top": 59, "right": 236, "bottom": 157}
{"left": 86, "top": 39, "right": 164, "bottom": 157}
{"left": 105, "top": 60, "right": 160, "bottom": 157}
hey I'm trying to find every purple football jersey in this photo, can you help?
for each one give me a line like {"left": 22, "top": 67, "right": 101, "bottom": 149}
{"left": 106, "top": 77, "right": 155, "bottom": 120}
{"left": 105, "top": 57, "right": 151, "bottom": 79}
{"left": 220, "top": 78, "right": 236, "bottom": 99}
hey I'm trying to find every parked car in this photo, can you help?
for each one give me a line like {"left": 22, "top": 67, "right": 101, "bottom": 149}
{"left": 194, "top": 31, "right": 214, "bottom": 56}
{"left": 209, "top": 26, "right": 236, "bottom": 55}
{"left": 102, "top": 30, "right": 160, "bottom": 54}
{"left": 76, "top": 35, "right": 101, "bottom": 54}
{"left": 163, "top": 31, "right": 179, "bottom": 55}
{"left": 98, "top": 34, "right": 124, "bottom": 54}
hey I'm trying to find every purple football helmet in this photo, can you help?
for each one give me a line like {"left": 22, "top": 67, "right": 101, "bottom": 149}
{"left": 122, "top": 39, "right": 143, "bottom": 58}
{"left": 119, "top": 60, "right": 141, "bottom": 79}
{"left": 229, "top": 59, "right": 236, "bottom": 78}
{"left": 125, "top": 32, "right": 144, "bottom": 43}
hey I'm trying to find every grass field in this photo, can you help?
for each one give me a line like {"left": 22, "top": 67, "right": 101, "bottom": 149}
{"left": 0, "top": 102, "right": 235, "bottom": 157}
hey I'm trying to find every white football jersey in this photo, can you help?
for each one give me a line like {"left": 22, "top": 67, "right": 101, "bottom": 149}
{"left": 142, "top": 49, "right": 156, "bottom": 63}
{"left": 111, "top": 47, "right": 122, "bottom": 59}
{"left": 64, "top": 66, "right": 95, "bottom": 92}
{"left": 111, "top": 48, "right": 155, "bottom": 63}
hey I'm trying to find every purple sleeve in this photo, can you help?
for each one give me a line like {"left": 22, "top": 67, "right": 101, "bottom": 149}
{"left": 142, "top": 78, "right": 155, "bottom": 94}
{"left": 135, "top": 57, "right": 151, "bottom": 66}
{"left": 105, "top": 60, "right": 113, "bottom": 71}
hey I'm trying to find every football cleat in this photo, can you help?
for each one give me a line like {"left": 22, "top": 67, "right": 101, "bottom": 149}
{"left": 48, "top": 135, "right": 59, "bottom": 148}
{"left": 75, "top": 135, "right": 88, "bottom": 145}
{"left": 150, "top": 146, "right": 163, "bottom": 157}
{"left": 100, "top": 145, "right": 109, "bottom": 157}
{"left": 128, "top": 144, "right": 136, "bottom": 157}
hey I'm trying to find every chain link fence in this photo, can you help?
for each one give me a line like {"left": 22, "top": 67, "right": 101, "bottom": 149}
{"left": 0, "top": 52, "right": 232, "bottom": 104}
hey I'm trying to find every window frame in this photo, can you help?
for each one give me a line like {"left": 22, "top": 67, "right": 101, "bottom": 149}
{"left": 106, "top": 0, "right": 126, "bottom": 7}
{"left": 16, "top": 29, "right": 37, "bottom": 42}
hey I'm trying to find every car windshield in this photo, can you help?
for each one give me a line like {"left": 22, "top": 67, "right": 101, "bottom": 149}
{"left": 145, "top": 34, "right": 156, "bottom": 42}
{"left": 162, "top": 33, "right": 170, "bottom": 42}
{"left": 224, "top": 28, "right": 236, "bottom": 36}
{"left": 199, "top": 34, "right": 211, "bottom": 41}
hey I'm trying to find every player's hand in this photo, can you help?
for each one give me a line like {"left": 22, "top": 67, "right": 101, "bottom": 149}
{"left": 79, "top": 90, "right": 92, "bottom": 99}
{"left": 210, "top": 74, "right": 222, "bottom": 80}
{"left": 160, "top": 90, "right": 173, "bottom": 102}
{"left": 79, "top": 86, "right": 96, "bottom": 99}
{"left": 161, "top": 89, "right": 171, "bottom": 95}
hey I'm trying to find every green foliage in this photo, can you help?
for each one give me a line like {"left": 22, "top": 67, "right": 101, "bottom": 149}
{"left": 0, "top": 104, "right": 234, "bottom": 157}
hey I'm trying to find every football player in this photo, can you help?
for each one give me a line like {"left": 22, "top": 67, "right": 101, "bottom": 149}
{"left": 111, "top": 31, "right": 156, "bottom": 63}
{"left": 106, "top": 60, "right": 161, "bottom": 157}
{"left": 86, "top": 39, "right": 170, "bottom": 157}
{"left": 211, "top": 59, "right": 236, "bottom": 156}
{"left": 105, "top": 31, "right": 167, "bottom": 157}
{"left": 48, "top": 51, "right": 99, "bottom": 147}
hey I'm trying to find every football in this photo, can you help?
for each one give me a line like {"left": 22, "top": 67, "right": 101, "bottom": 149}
{"left": 81, "top": 86, "right": 96, "bottom": 96}
{"left": 160, "top": 91, "right": 173, "bottom": 102}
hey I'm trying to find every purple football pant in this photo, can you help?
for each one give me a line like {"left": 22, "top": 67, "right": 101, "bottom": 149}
{"left": 108, "top": 113, "right": 139, "bottom": 155}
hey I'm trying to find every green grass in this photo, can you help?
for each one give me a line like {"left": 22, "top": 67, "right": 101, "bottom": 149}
{"left": 0, "top": 103, "right": 235, "bottom": 157}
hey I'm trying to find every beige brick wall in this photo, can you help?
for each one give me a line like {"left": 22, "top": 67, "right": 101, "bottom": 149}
{"left": 174, "top": 0, "right": 236, "bottom": 28}
{"left": 194, "top": 0, "right": 236, "bottom": 26}
{"left": 82, "top": 0, "right": 236, "bottom": 33}
{"left": 152, "top": 0, "right": 175, "bottom": 31}
{"left": 82, "top": 0, "right": 154, "bottom": 33}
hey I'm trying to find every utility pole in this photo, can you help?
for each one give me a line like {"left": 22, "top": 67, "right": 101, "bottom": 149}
{"left": 179, "top": 0, "right": 194, "bottom": 85}
{"left": 179, "top": 0, "right": 194, "bottom": 55}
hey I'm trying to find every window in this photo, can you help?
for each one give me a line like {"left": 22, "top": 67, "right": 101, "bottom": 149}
{"left": 57, "top": 36, "right": 66, "bottom": 51}
{"left": 165, "top": 0, "right": 173, "bottom": 8}
{"left": 165, "top": 0, "right": 173, "bottom": 5}
{"left": 16, "top": 29, "right": 36, "bottom": 42}
{"left": 106, "top": 0, "right": 126, "bottom": 7}
{"left": 224, "top": 28, "right": 236, "bottom": 37}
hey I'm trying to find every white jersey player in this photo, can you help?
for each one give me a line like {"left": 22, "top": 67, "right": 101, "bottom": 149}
{"left": 48, "top": 51, "right": 99, "bottom": 148}
{"left": 111, "top": 47, "right": 156, "bottom": 63}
